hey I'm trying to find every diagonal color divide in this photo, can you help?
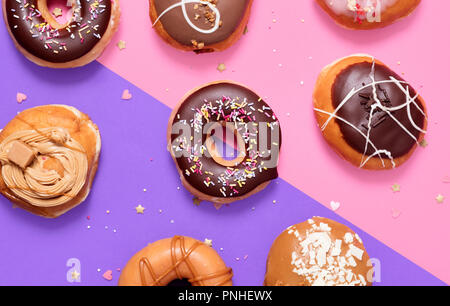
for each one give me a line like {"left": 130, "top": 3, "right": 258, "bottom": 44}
{"left": 0, "top": 43, "right": 445, "bottom": 284}
{"left": 97, "top": 1, "right": 450, "bottom": 284}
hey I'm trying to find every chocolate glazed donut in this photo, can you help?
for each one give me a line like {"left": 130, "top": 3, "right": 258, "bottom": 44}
{"left": 150, "top": 0, "right": 253, "bottom": 53}
{"left": 313, "top": 55, "right": 427, "bottom": 170}
{"left": 168, "top": 81, "right": 282, "bottom": 204}
{"left": 3, "top": 0, "right": 120, "bottom": 68}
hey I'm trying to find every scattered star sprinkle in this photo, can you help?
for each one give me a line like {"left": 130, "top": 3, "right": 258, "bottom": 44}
{"left": 16, "top": 92, "right": 27, "bottom": 104}
{"left": 217, "top": 63, "right": 226, "bottom": 72}
{"left": 392, "top": 184, "right": 401, "bottom": 193}
{"left": 135, "top": 205, "right": 145, "bottom": 214}
{"left": 71, "top": 270, "right": 80, "bottom": 280}
{"left": 204, "top": 239, "right": 213, "bottom": 247}
{"left": 52, "top": 8, "right": 63, "bottom": 17}
{"left": 117, "top": 40, "right": 126, "bottom": 50}
{"left": 436, "top": 194, "right": 445, "bottom": 204}
{"left": 193, "top": 197, "right": 202, "bottom": 206}
{"left": 419, "top": 139, "right": 428, "bottom": 148}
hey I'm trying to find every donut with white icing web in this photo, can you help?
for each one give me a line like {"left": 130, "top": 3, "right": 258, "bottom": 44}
{"left": 313, "top": 55, "right": 427, "bottom": 170}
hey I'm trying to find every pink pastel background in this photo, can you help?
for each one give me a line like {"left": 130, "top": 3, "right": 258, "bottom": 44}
{"left": 98, "top": 1, "right": 450, "bottom": 283}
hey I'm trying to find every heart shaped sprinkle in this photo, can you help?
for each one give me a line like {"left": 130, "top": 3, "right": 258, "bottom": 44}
{"left": 391, "top": 209, "right": 401, "bottom": 219}
{"left": 330, "top": 201, "right": 340, "bottom": 211}
{"left": 102, "top": 270, "right": 113, "bottom": 281}
{"left": 16, "top": 92, "right": 27, "bottom": 104}
{"left": 121, "top": 89, "right": 132, "bottom": 100}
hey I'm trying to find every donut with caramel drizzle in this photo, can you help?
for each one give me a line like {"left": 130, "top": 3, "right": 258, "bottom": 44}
{"left": 119, "top": 236, "right": 233, "bottom": 286}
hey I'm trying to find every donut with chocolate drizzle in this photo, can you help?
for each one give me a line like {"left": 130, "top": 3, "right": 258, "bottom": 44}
{"left": 3, "top": 0, "right": 120, "bottom": 68}
{"left": 313, "top": 55, "right": 427, "bottom": 170}
{"left": 168, "top": 81, "right": 282, "bottom": 204}
{"left": 149, "top": 0, "right": 253, "bottom": 53}
{"left": 119, "top": 236, "right": 233, "bottom": 286}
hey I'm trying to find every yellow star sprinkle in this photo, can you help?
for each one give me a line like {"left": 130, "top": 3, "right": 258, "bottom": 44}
{"left": 193, "top": 197, "right": 202, "bottom": 206}
{"left": 52, "top": 8, "right": 63, "bottom": 18}
{"left": 71, "top": 270, "right": 80, "bottom": 280}
{"left": 436, "top": 194, "right": 445, "bottom": 204}
{"left": 419, "top": 139, "right": 428, "bottom": 148}
{"left": 204, "top": 239, "right": 213, "bottom": 247}
{"left": 117, "top": 40, "right": 126, "bottom": 50}
{"left": 217, "top": 63, "right": 226, "bottom": 72}
{"left": 135, "top": 205, "right": 145, "bottom": 214}
{"left": 392, "top": 184, "right": 400, "bottom": 192}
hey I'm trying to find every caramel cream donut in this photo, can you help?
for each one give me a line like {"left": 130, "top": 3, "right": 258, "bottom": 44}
{"left": 3, "top": 0, "right": 120, "bottom": 68}
{"left": 315, "top": 0, "right": 421, "bottom": 30}
{"left": 119, "top": 236, "right": 233, "bottom": 286}
{"left": 149, "top": 0, "right": 253, "bottom": 53}
{"left": 168, "top": 81, "right": 282, "bottom": 204}
{"left": 313, "top": 55, "right": 427, "bottom": 170}
{"left": 265, "top": 217, "right": 373, "bottom": 286}
{"left": 0, "top": 105, "right": 101, "bottom": 218}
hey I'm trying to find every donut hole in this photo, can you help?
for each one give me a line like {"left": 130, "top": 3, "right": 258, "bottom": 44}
{"left": 205, "top": 122, "right": 246, "bottom": 167}
{"left": 167, "top": 278, "right": 192, "bottom": 287}
{"left": 38, "top": 0, "right": 75, "bottom": 29}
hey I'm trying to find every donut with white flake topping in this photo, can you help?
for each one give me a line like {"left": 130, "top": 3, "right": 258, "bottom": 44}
{"left": 265, "top": 217, "right": 373, "bottom": 286}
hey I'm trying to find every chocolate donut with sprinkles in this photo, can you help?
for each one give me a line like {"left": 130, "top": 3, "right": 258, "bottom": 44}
{"left": 168, "top": 81, "right": 282, "bottom": 205}
{"left": 3, "top": 0, "right": 120, "bottom": 68}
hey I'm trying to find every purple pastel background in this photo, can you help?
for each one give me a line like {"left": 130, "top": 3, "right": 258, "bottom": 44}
{"left": 0, "top": 24, "right": 445, "bottom": 286}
